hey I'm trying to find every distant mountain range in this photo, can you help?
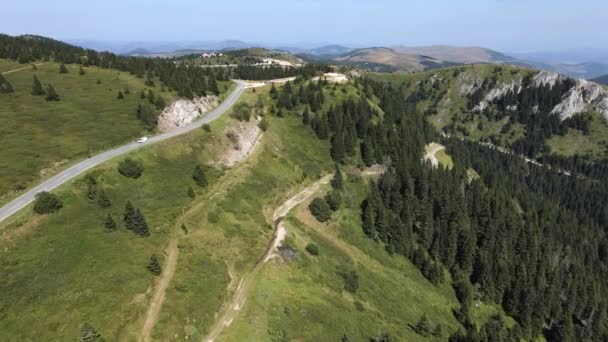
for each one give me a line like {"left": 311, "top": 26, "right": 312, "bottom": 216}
{"left": 66, "top": 39, "right": 608, "bottom": 80}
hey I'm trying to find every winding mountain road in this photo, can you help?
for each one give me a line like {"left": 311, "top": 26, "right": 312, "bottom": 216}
{"left": 0, "top": 80, "right": 246, "bottom": 225}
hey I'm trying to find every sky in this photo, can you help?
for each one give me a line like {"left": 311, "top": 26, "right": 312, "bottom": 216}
{"left": 2, "top": 0, "right": 607, "bottom": 53}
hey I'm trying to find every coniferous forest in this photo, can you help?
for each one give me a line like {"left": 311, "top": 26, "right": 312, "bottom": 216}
{"left": 271, "top": 77, "right": 608, "bottom": 341}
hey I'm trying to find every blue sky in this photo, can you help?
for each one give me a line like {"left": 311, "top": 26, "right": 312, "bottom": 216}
{"left": 2, "top": 0, "right": 606, "bottom": 52}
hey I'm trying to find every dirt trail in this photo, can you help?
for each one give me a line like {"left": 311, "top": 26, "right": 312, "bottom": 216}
{"left": 203, "top": 174, "right": 332, "bottom": 342}
{"left": 1, "top": 62, "right": 46, "bottom": 75}
{"left": 139, "top": 238, "right": 179, "bottom": 342}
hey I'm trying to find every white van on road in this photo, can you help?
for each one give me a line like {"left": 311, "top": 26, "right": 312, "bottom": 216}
{"left": 138, "top": 136, "right": 148, "bottom": 143}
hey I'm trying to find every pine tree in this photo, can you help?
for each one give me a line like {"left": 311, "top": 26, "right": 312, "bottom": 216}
{"left": 155, "top": 95, "right": 165, "bottom": 109}
{"left": 104, "top": 214, "right": 117, "bottom": 231}
{"left": 78, "top": 322, "right": 104, "bottom": 342}
{"left": 97, "top": 190, "right": 111, "bottom": 208}
{"left": 331, "top": 165, "right": 343, "bottom": 190}
{"left": 45, "top": 84, "right": 60, "bottom": 101}
{"left": 79, "top": 65, "right": 85, "bottom": 75}
{"left": 192, "top": 165, "right": 208, "bottom": 187}
{"left": 132, "top": 208, "right": 150, "bottom": 236}
{"left": 414, "top": 314, "right": 432, "bottom": 337}
{"left": 59, "top": 63, "right": 68, "bottom": 74}
{"left": 123, "top": 201, "right": 135, "bottom": 229}
{"left": 146, "top": 254, "right": 162, "bottom": 275}
{"left": 0, "top": 74, "right": 14, "bottom": 93}
{"left": 302, "top": 106, "right": 311, "bottom": 125}
{"left": 31, "top": 75, "right": 44, "bottom": 95}
{"left": 117, "top": 90, "right": 124, "bottom": 99}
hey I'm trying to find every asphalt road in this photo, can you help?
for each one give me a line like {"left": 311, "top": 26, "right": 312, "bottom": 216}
{"left": 0, "top": 80, "right": 246, "bottom": 224}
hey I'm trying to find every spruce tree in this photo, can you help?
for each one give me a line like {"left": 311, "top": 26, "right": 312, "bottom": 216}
{"left": 117, "top": 90, "right": 124, "bottom": 99}
{"left": 192, "top": 165, "right": 208, "bottom": 187}
{"left": 331, "top": 165, "right": 343, "bottom": 190}
{"left": 414, "top": 314, "right": 432, "bottom": 337}
{"left": 146, "top": 254, "right": 162, "bottom": 275}
{"left": 31, "top": 75, "right": 44, "bottom": 95}
{"left": 97, "top": 190, "right": 111, "bottom": 208}
{"left": 59, "top": 63, "right": 68, "bottom": 74}
{"left": 0, "top": 74, "right": 14, "bottom": 93}
{"left": 132, "top": 209, "right": 150, "bottom": 236}
{"left": 123, "top": 201, "right": 135, "bottom": 229}
{"left": 104, "top": 214, "right": 117, "bottom": 231}
{"left": 45, "top": 84, "right": 60, "bottom": 101}
{"left": 302, "top": 106, "right": 311, "bottom": 125}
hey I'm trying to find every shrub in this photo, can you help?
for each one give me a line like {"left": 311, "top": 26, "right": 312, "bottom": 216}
{"left": 187, "top": 186, "right": 195, "bottom": 198}
{"left": 78, "top": 323, "right": 103, "bottom": 342}
{"left": 117, "top": 158, "right": 143, "bottom": 179}
{"left": 305, "top": 243, "right": 320, "bottom": 256}
{"left": 414, "top": 314, "right": 432, "bottom": 337}
{"left": 146, "top": 254, "right": 162, "bottom": 276}
{"left": 309, "top": 197, "right": 331, "bottom": 222}
{"left": 231, "top": 102, "right": 252, "bottom": 121}
{"left": 33, "top": 191, "right": 63, "bottom": 214}
{"left": 202, "top": 124, "right": 211, "bottom": 132}
{"left": 258, "top": 117, "right": 269, "bottom": 131}
{"left": 207, "top": 210, "right": 220, "bottom": 224}
{"left": 59, "top": 63, "right": 68, "bottom": 73}
{"left": 338, "top": 268, "right": 359, "bottom": 293}
{"left": 192, "top": 165, "right": 208, "bottom": 187}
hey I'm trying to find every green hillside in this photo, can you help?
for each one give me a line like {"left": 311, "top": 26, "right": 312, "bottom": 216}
{"left": 0, "top": 60, "right": 175, "bottom": 203}
{"left": 368, "top": 64, "right": 608, "bottom": 162}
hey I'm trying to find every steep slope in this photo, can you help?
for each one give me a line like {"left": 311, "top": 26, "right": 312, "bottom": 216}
{"left": 370, "top": 64, "right": 608, "bottom": 160}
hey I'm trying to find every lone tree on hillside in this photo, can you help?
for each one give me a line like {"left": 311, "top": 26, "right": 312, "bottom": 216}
{"left": 117, "top": 90, "right": 124, "bottom": 99}
{"left": 31, "top": 75, "right": 44, "bottom": 95}
{"left": 0, "top": 74, "right": 14, "bottom": 93}
{"left": 117, "top": 158, "right": 143, "bottom": 179}
{"left": 78, "top": 322, "right": 104, "bottom": 342}
{"left": 104, "top": 214, "right": 117, "bottom": 231}
{"left": 309, "top": 197, "right": 332, "bottom": 223}
{"left": 146, "top": 254, "right": 162, "bottom": 275}
{"left": 331, "top": 165, "right": 343, "bottom": 190}
{"left": 59, "top": 63, "right": 69, "bottom": 74}
{"left": 45, "top": 84, "right": 60, "bottom": 101}
{"left": 33, "top": 191, "right": 63, "bottom": 214}
{"left": 192, "top": 165, "right": 208, "bottom": 187}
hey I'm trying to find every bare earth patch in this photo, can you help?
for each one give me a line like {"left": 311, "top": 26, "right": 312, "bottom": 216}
{"left": 219, "top": 118, "right": 263, "bottom": 167}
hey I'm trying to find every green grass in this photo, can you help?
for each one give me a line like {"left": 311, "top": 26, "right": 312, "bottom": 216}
{"left": 0, "top": 59, "right": 178, "bottom": 202}
{"left": 547, "top": 112, "right": 608, "bottom": 159}
{"left": 220, "top": 173, "right": 463, "bottom": 341}
{"left": 0, "top": 59, "right": 33, "bottom": 73}
{"left": 151, "top": 88, "right": 333, "bottom": 340}
{"left": 0, "top": 86, "right": 248, "bottom": 341}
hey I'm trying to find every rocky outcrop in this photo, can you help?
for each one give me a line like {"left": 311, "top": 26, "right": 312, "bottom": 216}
{"left": 473, "top": 79, "right": 522, "bottom": 112}
{"left": 466, "top": 70, "right": 608, "bottom": 120}
{"left": 157, "top": 96, "right": 219, "bottom": 131}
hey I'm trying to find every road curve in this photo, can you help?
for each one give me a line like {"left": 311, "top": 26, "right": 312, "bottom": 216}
{"left": 0, "top": 80, "right": 246, "bottom": 224}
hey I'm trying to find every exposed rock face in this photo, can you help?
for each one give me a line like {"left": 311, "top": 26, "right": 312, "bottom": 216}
{"left": 466, "top": 70, "right": 608, "bottom": 120}
{"left": 473, "top": 79, "right": 522, "bottom": 112}
{"left": 157, "top": 96, "right": 219, "bottom": 131}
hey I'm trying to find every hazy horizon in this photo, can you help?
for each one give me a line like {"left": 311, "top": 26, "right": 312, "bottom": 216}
{"left": 2, "top": 0, "right": 607, "bottom": 55}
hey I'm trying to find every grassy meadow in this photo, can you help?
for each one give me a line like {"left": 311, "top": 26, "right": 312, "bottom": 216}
{"left": 0, "top": 60, "right": 175, "bottom": 203}
{"left": 219, "top": 173, "right": 464, "bottom": 341}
